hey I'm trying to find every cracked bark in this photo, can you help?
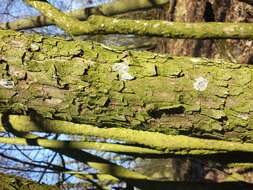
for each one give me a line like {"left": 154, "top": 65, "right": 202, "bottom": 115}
{"left": 1, "top": 30, "right": 253, "bottom": 142}
{"left": 148, "top": 0, "right": 253, "bottom": 64}
{"left": 0, "top": 172, "right": 60, "bottom": 190}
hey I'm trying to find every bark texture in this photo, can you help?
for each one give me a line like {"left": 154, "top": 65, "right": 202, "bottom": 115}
{"left": 149, "top": 0, "right": 253, "bottom": 64}
{"left": 0, "top": 172, "right": 60, "bottom": 190}
{"left": 1, "top": 30, "right": 253, "bottom": 142}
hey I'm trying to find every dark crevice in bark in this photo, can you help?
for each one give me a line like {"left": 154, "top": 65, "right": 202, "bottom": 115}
{"left": 193, "top": 1, "right": 215, "bottom": 57}
{"left": 148, "top": 106, "right": 185, "bottom": 119}
{"left": 203, "top": 2, "right": 215, "bottom": 22}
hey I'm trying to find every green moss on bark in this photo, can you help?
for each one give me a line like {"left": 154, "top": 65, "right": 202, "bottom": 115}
{"left": 0, "top": 172, "right": 60, "bottom": 190}
{"left": 1, "top": 30, "right": 253, "bottom": 142}
{"left": 24, "top": 1, "right": 253, "bottom": 39}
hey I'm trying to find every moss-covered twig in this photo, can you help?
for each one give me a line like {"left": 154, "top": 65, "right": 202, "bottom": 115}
{"left": 0, "top": 0, "right": 169, "bottom": 30}
{"left": 0, "top": 136, "right": 163, "bottom": 155}
{"left": 24, "top": 0, "right": 253, "bottom": 39}
{"left": 227, "top": 163, "right": 253, "bottom": 169}
{"left": 1, "top": 124, "right": 151, "bottom": 182}
{"left": 3, "top": 115, "right": 253, "bottom": 155}
{"left": 66, "top": 171, "right": 119, "bottom": 182}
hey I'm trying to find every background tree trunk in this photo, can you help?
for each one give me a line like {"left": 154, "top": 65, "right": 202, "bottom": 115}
{"left": 147, "top": 0, "right": 253, "bottom": 64}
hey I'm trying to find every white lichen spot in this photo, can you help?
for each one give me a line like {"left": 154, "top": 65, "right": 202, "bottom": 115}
{"left": 143, "top": 23, "right": 148, "bottom": 26}
{"left": 224, "top": 90, "right": 229, "bottom": 95}
{"left": 223, "top": 27, "right": 235, "bottom": 34}
{"left": 112, "top": 62, "right": 134, "bottom": 81}
{"left": 45, "top": 98, "right": 63, "bottom": 105}
{"left": 190, "top": 58, "right": 201, "bottom": 63}
{"left": 135, "top": 20, "right": 141, "bottom": 23}
{"left": 66, "top": 23, "right": 70, "bottom": 28}
{"left": 112, "top": 19, "right": 119, "bottom": 23}
{"left": 246, "top": 40, "right": 252, "bottom": 46}
{"left": 30, "top": 43, "right": 40, "bottom": 51}
{"left": 112, "top": 62, "right": 129, "bottom": 73}
{"left": 193, "top": 77, "right": 208, "bottom": 91}
{"left": 52, "top": 74, "right": 58, "bottom": 80}
{"left": 214, "top": 59, "right": 226, "bottom": 65}
{"left": 121, "top": 72, "right": 135, "bottom": 81}
{"left": 165, "top": 21, "right": 173, "bottom": 25}
{"left": 153, "top": 23, "right": 160, "bottom": 28}
{"left": 238, "top": 114, "right": 249, "bottom": 120}
{"left": 101, "top": 24, "right": 105, "bottom": 27}
{"left": 0, "top": 79, "right": 15, "bottom": 89}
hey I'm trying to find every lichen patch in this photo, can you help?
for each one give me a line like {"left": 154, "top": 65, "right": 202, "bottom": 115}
{"left": 30, "top": 43, "right": 40, "bottom": 51}
{"left": 0, "top": 79, "right": 15, "bottom": 89}
{"left": 112, "top": 62, "right": 129, "bottom": 73}
{"left": 190, "top": 58, "right": 201, "bottom": 63}
{"left": 112, "top": 19, "right": 119, "bottom": 23}
{"left": 153, "top": 23, "right": 160, "bottom": 28}
{"left": 121, "top": 72, "right": 135, "bottom": 81}
{"left": 112, "top": 62, "right": 135, "bottom": 81}
{"left": 193, "top": 77, "right": 208, "bottom": 91}
{"left": 238, "top": 114, "right": 249, "bottom": 120}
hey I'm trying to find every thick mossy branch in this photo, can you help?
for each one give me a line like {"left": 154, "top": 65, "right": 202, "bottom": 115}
{"left": 3, "top": 115, "right": 253, "bottom": 155}
{"left": 67, "top": 172, "right": 119, "bottom": 183}
{"left": 1, "top": 29, "right": 253, "bottom": 142}
{"left": 0, "top": 0, "right": 170, "bottom": 30}
{"left": 84, "top": 15, "right": 253, "bottom": 39}
{"left": 0, "top": 170, "right": 252, "bottom": 190}
{"left": 25, "top": 0, "right": 253, "bottom": 39}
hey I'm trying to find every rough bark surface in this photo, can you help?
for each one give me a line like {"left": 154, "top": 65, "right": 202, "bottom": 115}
{"left": 149, "top": 0, "right": 253, "bottom": 64}
{"left": 1, "top": 30, "right": 253, "bottom": 142}
{"left": 0, "top": 172, "right": 60, "bottom": 190}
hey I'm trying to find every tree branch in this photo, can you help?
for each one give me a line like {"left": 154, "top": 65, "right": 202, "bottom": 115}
{"left": 0, "top": 136, "right": 164, "bottom": 155}
{"left": 0, "top": 0, "right": 169, "bottom": 30}
{"left": 23, "top": 0, "right": 253, "bottom": 39}
{"left": 2, "top": 115, "right": 253, "bottom": 155}
{"left": 1, "top": 30, "right": 253, "bottom": 142}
